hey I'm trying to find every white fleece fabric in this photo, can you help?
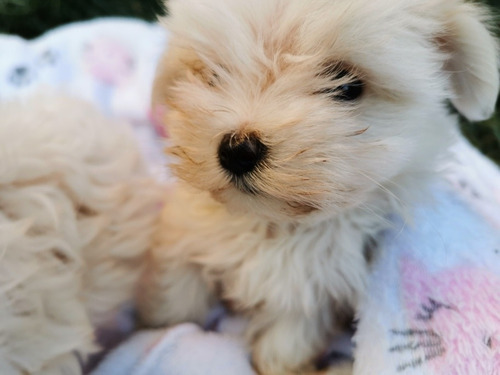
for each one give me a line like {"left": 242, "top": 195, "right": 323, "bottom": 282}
{"left": 92, "top": 324, "right": 255, "bottom": 375}
{"left": 354, "top": 183, "right": 500, "bottom": 375}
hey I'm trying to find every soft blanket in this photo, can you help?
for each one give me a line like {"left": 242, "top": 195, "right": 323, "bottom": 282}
{"left": 355, "top": 182, "right": 500, "bottom": 374}
{"left": 1, "top": 18, "right": 499, "bottom": 375}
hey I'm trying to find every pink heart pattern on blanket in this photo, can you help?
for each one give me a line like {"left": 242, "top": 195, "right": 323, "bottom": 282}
{"left": 83, "top": 37, "right": 135, "bottom": 85}
{"left": 394, "top": 255, "right": 500, "bottom": 375}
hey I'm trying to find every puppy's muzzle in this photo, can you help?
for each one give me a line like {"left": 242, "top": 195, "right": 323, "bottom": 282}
{"left": 218, "top": 132, "right": 267, "bottom": 176}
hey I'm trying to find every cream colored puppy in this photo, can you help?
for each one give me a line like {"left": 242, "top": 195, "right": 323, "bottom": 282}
{"left": 140, "top": 0, "right": 499, "bottom": 374}
{"left": 0, "top": 95, "right": 162, "bottom": 375}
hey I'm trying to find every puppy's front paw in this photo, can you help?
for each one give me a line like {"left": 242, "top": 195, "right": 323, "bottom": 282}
{"left": 250, "top": 323, "right": 318, "bottom": 375}
{"left": 252, "top": 343, "right": 311, "bottom": 375}
{"left": 138, "top": 262, "right": 214, "bottom": 327}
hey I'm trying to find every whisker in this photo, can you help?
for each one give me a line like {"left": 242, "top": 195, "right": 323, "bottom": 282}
{"left": 356, "top": 170, "right": 403, "bottom": 206}
{"left": 358, "top": 203, "right": 392, "bottom": 225}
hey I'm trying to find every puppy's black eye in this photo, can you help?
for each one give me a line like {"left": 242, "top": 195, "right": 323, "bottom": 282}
{"left": 316, "top": 67, "right": 365, "bottom": 102}
{"left": 335, "top": 78, "right": 364, "bottom": 101}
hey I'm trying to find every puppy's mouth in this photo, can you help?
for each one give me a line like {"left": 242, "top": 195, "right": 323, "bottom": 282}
{"left": 210, "top": 175, "right": 262, "bottom": 203}
{"left": 231, "top": 175, "right": 261, "bottom": 195}
{"left": 211, "top": 174, "right": 319, "bottom": 217}
{"left": 209, "top": 175, "right": 261, "bottom": 202}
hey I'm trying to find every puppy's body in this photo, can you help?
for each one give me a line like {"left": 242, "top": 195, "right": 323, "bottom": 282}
{"left": 142, "top": 184, "right": 391, "bottom": 372}
{"left": 141, "top": 0, "right": 499, "bottom": 373}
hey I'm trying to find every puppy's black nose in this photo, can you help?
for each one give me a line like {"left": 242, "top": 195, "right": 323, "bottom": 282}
{"left": 218, "top": 132, "right": 267, "bottom": 176}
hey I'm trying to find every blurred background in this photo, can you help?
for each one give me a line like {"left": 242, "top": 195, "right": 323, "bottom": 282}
{"left": 0, "top": 0, "right": 499, "bottom": 164}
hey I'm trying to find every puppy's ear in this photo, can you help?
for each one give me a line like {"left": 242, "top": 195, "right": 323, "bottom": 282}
{"left": 437, "top": 1, "right": 499, "bottom": 121}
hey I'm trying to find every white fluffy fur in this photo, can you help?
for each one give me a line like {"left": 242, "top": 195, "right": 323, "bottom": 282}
{"left": 0, "top": 94, "right": 162, "bottom": 374}
{"left": 140, "top": 0, "right": 499, "bottom": 374}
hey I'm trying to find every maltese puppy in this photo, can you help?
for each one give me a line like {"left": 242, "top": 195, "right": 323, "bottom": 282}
{"left": 140, "top": 0, "right": 499, "bottom": 373}
{"left": 0, "top": 94, "right": 161, "bottom": 375}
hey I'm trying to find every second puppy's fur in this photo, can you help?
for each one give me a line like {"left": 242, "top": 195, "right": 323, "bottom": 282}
{"left": 140, "top": 0, "right": 499, "bottom": 373}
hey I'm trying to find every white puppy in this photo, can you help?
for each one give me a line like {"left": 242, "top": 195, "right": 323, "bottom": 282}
{"left": 140, "top": 0, "right": 499, "bottom": 374}
{"left": 0, "top": 94, "right": 162, "bottom": 375}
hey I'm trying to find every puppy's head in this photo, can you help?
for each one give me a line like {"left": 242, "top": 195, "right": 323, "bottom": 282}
{"left": 155, "top": 0, "right": 498, "bottom": 221}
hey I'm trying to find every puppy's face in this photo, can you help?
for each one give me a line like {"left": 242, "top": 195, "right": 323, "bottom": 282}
{"left": 155, "top": 0, "right": 498, "bottom": 221}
